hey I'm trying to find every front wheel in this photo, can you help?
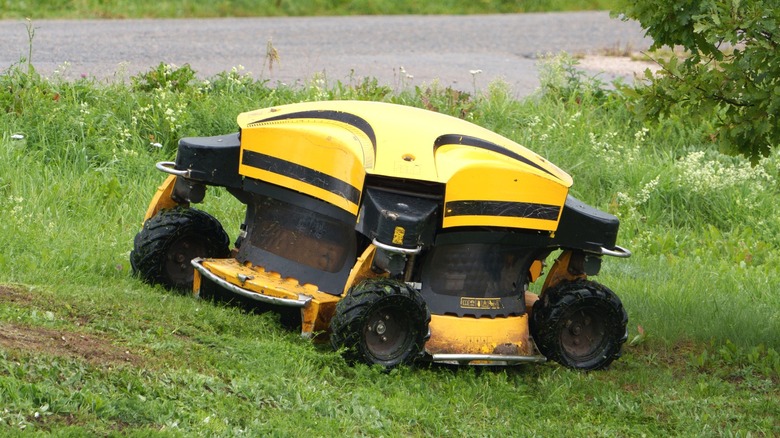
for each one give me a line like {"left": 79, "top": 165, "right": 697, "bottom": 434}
{"left": 130, "top": 207, "right": 230, "bottom": 291}
{"left": 330, "top": 279, "right": 430, "bottom": 369}
{"left": 531, "top": 280, "right": 627, "bottom": 370}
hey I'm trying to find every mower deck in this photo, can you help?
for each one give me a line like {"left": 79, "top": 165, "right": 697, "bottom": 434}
{"left": 192, "top": 258, "right": 341, "bottom": 336}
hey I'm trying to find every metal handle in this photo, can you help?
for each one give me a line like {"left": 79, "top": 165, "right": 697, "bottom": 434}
{"left": 599, "top": 245, "right": 632, "bottom": 258}
{"left": 155, "top": 161, "right": 191, "bottom": 178}
{"left": 372, "top": 239, "right": 422, "bottom": 255}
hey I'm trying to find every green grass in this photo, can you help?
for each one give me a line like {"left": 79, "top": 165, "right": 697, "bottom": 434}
{"left": 1, "top": 55, "right": 779, "bottom": 435}
{"left": 1, "top": 0, "right": 621, "bottom": 20}
{"left": 1, "top": 282, "right": 778, "bottom": 436}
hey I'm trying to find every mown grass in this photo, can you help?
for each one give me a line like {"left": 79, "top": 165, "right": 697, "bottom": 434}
{"left": 1, "top": 0, "right": 622, "bottom": 20}
{"left": 1, "top": 54, "right": 779, "bottom": 435}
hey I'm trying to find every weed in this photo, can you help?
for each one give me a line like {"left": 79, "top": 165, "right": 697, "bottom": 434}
{"left": 262, "top": 38, "right": 281, "bottom": 79}
{"left": 691, "top": 340, "right": 780, "bottom": 379}
{"left": 537, "top": 52, "right": 608, "bottom": 104}
{"left": 131, "top": 62, "right": 197, "bottom": 92}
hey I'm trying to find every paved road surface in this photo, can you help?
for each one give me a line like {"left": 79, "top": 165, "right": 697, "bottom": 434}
{"left": 1, "top": 12, "right": 652, "bottom": 96}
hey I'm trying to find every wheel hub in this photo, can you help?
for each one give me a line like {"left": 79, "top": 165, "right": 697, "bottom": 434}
{"left": 165, "top": 237, "right": 205, "bottom": 284}
{"left": 374, "top": 320, "right": 387, "bottom": 336}
{"left": 365, "top": 308, "right": 411, "bottom": 360}
{"left": 562, "top": 308, "right": 606, "bottom": 359}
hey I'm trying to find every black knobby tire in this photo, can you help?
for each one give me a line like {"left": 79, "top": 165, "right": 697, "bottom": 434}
{"left": 530, "top": 280, "right": 628, "bottom": 371}
{"left": 130, "top": 207, "right": 230, "bottom": 291}
{"left": 330, "top": 278, "right": 430, "bottom": 369}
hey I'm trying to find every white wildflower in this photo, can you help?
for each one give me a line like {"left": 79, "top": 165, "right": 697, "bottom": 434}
{"left": 636, "top": 176, "right": 660, "bottom": 204}
{"left": 634, "top": 127, "right": 650, "bottom": 142}
{"left": 589, "top": 131, "right": 639, "bottom": 165}
{"left": 615, "top": 175, "right": 660, "bottom": 217}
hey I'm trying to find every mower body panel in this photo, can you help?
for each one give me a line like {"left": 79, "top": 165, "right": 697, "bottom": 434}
{"left": 236, "top": 101, "right": 572, "bottom": 231}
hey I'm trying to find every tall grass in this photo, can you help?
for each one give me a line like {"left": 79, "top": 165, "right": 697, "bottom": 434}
{"left": 1, "top": 56, "right": 779, "bottom": 435}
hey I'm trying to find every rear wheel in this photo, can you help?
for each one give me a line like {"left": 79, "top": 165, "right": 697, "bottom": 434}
{"left": 531, "top": 280, "right": 627, "bottom": 370}
{"left": 131, "top": 207, "right": 230, "bottom": 291}
{"left": 330, "top": 278, "right": 430, "bottom": 369}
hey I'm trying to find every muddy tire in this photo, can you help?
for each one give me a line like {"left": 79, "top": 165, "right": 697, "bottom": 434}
{"left": 330, "top": 278, "right": 430, "bottom": 369}
{"left": 131, "top": 207, "right": 230, "bottom": 291}
{"left": 530, "top": 280, "right": 627, "bottom": 371}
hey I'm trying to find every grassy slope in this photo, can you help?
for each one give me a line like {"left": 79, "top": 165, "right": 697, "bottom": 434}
{"left": 0, "top": 282, "right": 776, "bottom": 436}
{"left": 0, "top": 57, "right": 778, "bottom": 436}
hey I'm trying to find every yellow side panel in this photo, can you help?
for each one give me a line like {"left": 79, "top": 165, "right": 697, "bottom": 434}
{"left": 439, "top": 148, "right": 569, "bottom": 231}
{"left": 143, "top": 175, "right": 186, "bottom": 222}
{"left": 342, "top": 245, "right": 386, "bottom": 296}
{"left": 425, "top": 314, "right": 532, "bottom": 356}
{"left": 239, "top": 124, "right": 367, "bottom": 215}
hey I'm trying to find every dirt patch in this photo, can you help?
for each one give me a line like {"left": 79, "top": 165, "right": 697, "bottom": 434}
{"left": 0, "top": 285, "right": 143, "bottom": 367}
{"left": 0, "top": 322, "right": 143, "bottom": 367}
{"left": 0, "top": 284, "right": 38, "bottom": 306}
{"left": 578, "top": 55, "right": 660, "bottom": 79}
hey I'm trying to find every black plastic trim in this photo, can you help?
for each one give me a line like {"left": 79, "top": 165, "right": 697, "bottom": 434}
{"left": 445, "top": 200, "right": 560, "bottom": 221}
{"left": 175, "top": 133, "right": 242, "bottom": 188}
{"left": 551, "top": 195, "right": 620, "bottom": 252}
{"left": 242, "top": 150, "right": 361, "bottom": 205}
{"left": 236, "top": 191, "right": 358, "bottom": 296}
{"left": 242, "top": 178, "right": 356, "bottom": 224}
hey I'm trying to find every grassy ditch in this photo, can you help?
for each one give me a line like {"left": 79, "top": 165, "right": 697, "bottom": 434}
{"left": 1, "top": 0, "right": 622, "bottom": 20}
{"left": 1, "top": 57, "right": 779, "bottom": 435}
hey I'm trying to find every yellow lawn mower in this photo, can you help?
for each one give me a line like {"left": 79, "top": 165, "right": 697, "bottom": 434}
{"left": 131, "top": 100, "right": 631, "bottom": 370}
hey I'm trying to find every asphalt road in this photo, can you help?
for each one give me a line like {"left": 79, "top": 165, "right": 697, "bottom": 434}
{"left": 0, "top": 12, "right": 652, "bottom": 96}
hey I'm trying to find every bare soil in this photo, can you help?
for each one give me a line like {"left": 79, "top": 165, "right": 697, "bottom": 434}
{"left": 0, "top": 285, "right": 143, "bottom": 367}
{"left": 578, "top": 55, "right": 660, "bottom": 77}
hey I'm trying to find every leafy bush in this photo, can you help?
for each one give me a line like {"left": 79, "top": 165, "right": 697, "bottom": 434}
{"left": 615, "top": 0, "right": 780, "bottom": 160}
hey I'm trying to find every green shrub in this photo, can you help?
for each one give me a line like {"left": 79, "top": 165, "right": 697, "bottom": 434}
{"left": 615, "top": 0, "right": 780, "bottom": 160}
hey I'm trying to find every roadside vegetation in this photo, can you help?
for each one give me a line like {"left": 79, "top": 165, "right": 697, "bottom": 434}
{"left": 1, "top": 0, "right": 621, "bottom": 19}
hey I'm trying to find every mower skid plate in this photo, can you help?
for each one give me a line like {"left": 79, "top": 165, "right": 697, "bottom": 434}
{"left": 191, "top": 258, "right": 341, "bottom": 308}
{"left": 431, "top": 353, "right": 547, "bottom": 366}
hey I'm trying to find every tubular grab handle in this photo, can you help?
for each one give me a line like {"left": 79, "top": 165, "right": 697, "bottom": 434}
{"left": 155, "top": 161, "right": 191, "bottom": 178}
{"left": 599, "top": 245, "right": 632, "bottom": 258}
{"left": 372, "top": 238, "right": 422, "bottom": 255}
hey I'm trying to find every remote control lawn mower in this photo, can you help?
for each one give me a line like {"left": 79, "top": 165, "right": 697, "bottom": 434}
{"left": 131, "top": 100, "right": 631, "bottom": 370}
